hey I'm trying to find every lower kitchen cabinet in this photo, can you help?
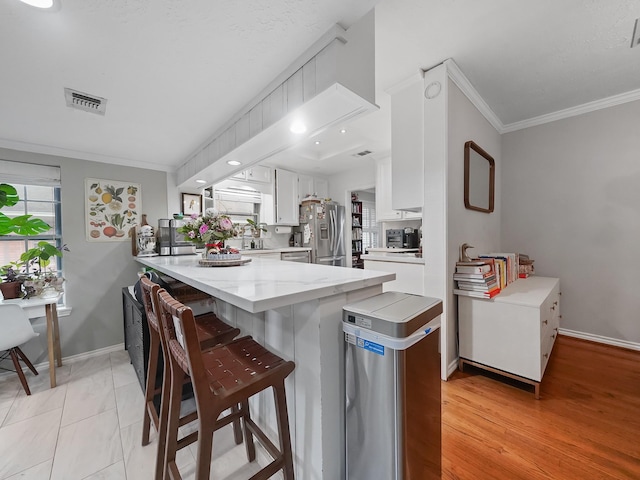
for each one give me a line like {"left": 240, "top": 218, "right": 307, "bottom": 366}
{"left": 457, "top": 276, "right": 561, "bottom": 398}
{"left": 122, "top": 286, "right": 152, "bottom": 392}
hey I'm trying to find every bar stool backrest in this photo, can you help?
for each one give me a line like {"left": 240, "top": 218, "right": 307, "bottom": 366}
{"left": 156, "top": 288, "right": 211, "bottom": 404}
{"left": 139, "top": 276, "right": 161, "bottom": 334}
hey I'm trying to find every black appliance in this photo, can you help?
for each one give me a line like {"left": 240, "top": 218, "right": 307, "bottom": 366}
{"left": 386, "top": 228, "right": 419, "bottom": 249}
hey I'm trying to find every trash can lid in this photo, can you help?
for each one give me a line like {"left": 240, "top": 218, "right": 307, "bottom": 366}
{"left": 343, "top": 291, "right": 443, "bottom": 338}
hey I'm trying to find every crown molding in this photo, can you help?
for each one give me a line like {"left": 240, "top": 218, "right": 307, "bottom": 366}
{"left": 0, "top": 138, "right": 173, "bottom": 172}
{"left": 501, "top": 88, "right": 640, "bottom": 133}
{"left": 444, "top": 58, "right": 505, "bottom": 133}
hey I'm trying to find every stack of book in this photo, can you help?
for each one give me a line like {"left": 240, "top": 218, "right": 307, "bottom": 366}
{"left": 478, "top": 253, "right": 519, "bottom": 289}
{"left": 453, "top": 259, "right": 501, "bottom": 298}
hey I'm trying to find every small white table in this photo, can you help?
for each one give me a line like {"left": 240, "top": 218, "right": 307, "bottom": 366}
{"left": 0, "top": 295, "right": 62, "bottom": 388}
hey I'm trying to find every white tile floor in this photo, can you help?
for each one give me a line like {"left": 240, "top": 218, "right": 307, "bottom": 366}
{"left": 0, "top": 350, "right": 274, "bottom": 480}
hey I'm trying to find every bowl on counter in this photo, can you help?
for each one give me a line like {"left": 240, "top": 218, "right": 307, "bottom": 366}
{"left": 172, "top": 213, "right": 184, "bottom": 220}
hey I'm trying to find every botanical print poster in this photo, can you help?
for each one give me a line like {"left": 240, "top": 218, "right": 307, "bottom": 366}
{"left": 85, "top": 178, "right": 141, "bottom": 241}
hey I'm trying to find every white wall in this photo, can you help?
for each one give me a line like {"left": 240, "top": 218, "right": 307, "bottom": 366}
{"left": 327, "top": 164, "right": 376, "bottom": 208}
{"left": 501, "top": 100, "right": 640, "bottom": 345}
{"left": 446, "top": 79, "right": 502, "bottom": 369}
{"left": 0, "top": 147, "right": 168, "bottom": 364}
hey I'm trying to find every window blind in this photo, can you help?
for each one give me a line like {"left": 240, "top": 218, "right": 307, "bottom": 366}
{"left": 0, "top": 160, "right": 61, "bottom": 186}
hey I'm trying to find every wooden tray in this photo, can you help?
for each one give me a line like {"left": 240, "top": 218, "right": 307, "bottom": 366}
{"left": 198, "top": 257, "right": 252, "bottom": 267}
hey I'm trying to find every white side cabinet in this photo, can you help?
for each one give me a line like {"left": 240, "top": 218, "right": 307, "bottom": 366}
{"left": 458, "top": 276, "right": 561, "bottom": 398}
{"left": 363, "top": 259, "right": 424, "bottom": 295}
{"left": 274, "top": 168, "right": 299, "bottom": 225}
{"left": 376, "top": 157, "right": 421, "bottom": 221}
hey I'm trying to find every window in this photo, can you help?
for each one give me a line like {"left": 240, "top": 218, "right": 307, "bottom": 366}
{"left": 0, "top": 184, "right": 63, "bottom": 274}
{"left": 361, "top": 200, "right": 379, "bottom": 250}
{"left": 0, "top": 161, "right": 63, "bottom": 276}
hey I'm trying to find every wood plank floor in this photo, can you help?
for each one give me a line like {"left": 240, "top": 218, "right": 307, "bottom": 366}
{"left": 442, "top": 335, "right": 640, "bottom": 479}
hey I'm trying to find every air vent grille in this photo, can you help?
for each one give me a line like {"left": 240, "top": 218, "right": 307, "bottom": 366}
{"left": 64, "top": 88, "right": 107, "bottom": 115}
{"left": 352, "top": 150, "right": 373, "bottom": 157}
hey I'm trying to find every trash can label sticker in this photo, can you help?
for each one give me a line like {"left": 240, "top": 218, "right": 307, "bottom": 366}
{"left": 357, "top": 337, "right": 385, "bottom": 356}
{"left": 355, "top": 316, "right": 372, "bottom": 329}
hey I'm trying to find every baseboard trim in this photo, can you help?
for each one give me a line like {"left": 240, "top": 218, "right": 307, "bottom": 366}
{"left": 0, "top": 343, "right": 126, "bottom": 378}
{"left": 559, "top": 329, "right": 640, "bottom": 352}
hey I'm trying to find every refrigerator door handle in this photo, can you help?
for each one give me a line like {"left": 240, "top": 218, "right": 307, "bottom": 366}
{"left": 329, "top": 209, "right": 336, "bottom": 253}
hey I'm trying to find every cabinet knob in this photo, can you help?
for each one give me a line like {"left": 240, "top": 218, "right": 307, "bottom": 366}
{"left": 551, "top": 305, "right": 555, "bottom": 310}
{"left": 553, "top": 301, "right": 558, "bottom": 306}
{"left": 551, "top": 334, "right": 556, "bottom": 339}
{"left": 559, "top": 315, "right": 563, "bottom": 319}
{"left": 554, "top": 327, "right": 559, "bottom": 332}
{"left": 543, "top": 319, "right": 548, "bottom": 325}
{"left": 543, "top": 353, "right": 549, "bottom": 359}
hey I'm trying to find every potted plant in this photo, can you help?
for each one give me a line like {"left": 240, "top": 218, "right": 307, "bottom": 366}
{"left": 0, "top": 262, "right": 28, "bottom": 299}
{"left": 19, "top": 241, "right": 67, "bottom": 299}
{"left": 0, "top": 183, "right": 66, "bottom": 299}
{"left": 244, "top": 219, "right": 267, "bottom": 249}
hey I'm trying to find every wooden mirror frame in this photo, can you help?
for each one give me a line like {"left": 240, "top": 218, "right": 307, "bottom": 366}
{"left": 464, "top": 140, "right": 495, "bottom": 213}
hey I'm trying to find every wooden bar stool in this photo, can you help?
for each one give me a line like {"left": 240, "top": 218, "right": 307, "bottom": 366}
{"left": 139, "top": 276, "right": 242, "bottom": 480}
{"left": 157, "top": 288, "right": 296, "bottom": 480}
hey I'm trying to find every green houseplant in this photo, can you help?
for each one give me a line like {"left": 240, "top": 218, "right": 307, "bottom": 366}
{"left": 0, "top": 183, "right": 65, "bottom": 299}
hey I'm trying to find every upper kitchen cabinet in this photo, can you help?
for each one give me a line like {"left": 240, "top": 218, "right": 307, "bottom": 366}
{"left": 232, "top": 165, "right": 272, "bottom": 183}
{"left": 389, "top": 74, "right": 424, "bottom": 212}
{"left": 298, "top": 174, "right": 329, "bottom": 202}
{"left": 376, "top": 157, "right": 422, "bottom": 221}
{"left": 274, "top": 168, "right": 299, "bottom": 225}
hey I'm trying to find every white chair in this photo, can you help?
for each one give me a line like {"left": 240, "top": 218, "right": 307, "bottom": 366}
{"left": 0, "top": 304, "right": 39, "bottom": 395}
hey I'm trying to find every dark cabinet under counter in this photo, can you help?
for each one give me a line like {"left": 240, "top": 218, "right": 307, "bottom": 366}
{"left": 122, "top": 286, "right": 155, "bottom": 392}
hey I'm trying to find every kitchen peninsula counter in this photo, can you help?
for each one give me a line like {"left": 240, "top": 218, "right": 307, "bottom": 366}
{"left": 135, "top": 254, "right": 394, "bottom": 479}
{"left": 136, "top": 254, "right": 393, "bottom": 313}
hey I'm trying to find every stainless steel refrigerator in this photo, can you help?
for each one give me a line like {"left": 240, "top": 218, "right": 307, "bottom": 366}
{"left": 297, "top": 201, "right": 346, "bottom": 266}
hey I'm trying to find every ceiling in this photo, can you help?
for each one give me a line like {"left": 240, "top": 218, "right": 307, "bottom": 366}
{"left": 1, "top": 0, "right": 639, "bottom": 177}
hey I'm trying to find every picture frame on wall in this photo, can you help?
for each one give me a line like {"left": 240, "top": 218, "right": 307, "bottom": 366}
{"left": 182, "top": 193, "right": 202, "bottom": 215}
{"left": 85, "top": 178, "right": 141, "bottom": 241}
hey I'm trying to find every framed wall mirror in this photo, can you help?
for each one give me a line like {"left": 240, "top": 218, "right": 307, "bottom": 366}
{"left": 464, "top": 140, "right": 495, "bottom": 213}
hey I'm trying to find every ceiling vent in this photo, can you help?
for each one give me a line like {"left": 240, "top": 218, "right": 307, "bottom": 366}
{"left": 64, "top": 88, "right": 107, "bottom": 115}
{"left": 352, "top": 149, "right": 373, "bottom": 157}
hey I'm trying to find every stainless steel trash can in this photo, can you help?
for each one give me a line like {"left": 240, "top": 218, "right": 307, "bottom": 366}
{"left": 343, "top": 292, "right": 443, "bottom": 480}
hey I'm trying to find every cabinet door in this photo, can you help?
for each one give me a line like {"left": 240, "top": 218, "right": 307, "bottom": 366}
{"left": 376, "top": 158, "right": 403, "bottom": 221}
{"left": 245, "top": 165, "right": 272, "bottom": 184}
{"left": 314, "top": 177, "right": 329, "bottom": 200}
{"left": 275, "top": 169, "right": 299, "bottom": 225}
{"left": 232, "top": 170, "right": 246, "bottom": 180}
{"left": 298, "top": 174, "right": 314, "bottom": 202}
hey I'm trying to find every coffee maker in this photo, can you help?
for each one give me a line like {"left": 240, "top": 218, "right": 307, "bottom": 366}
{"left": 157, "top": 219, "right": 196, "bottom": 256}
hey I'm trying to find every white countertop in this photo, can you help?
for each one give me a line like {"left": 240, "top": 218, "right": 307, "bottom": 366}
{"left": 362, "top": 251, "right": 425, "bottom": 265}
{"left": 136, "top": 255, "right": 394, "bottom": 313}
{"left": 240, "top": 247, "right": 311, "bottom": 255}
{"left": 366, "top": 247, "right": 419, "bottom": 253}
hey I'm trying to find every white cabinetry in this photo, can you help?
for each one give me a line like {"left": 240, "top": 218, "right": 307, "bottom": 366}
{"left": 376, "top": 157, "right": 421, "bottom": 221}
{"left": 363, "top": 259, "right": 424, "bottom": 295}
{"left": 458, "top": 277, "right": 561, "bottom": 398}
{"left": 274, "top": 168, "right": 299, "bottom": 225}
{"left": 231, "top": 165, "right": 271, "bottom": 183}
{"left": 390, "top": 74, "right": 423, "bottom": 211}
{"left": 298, "top": 174, "right": 329, "bottom": 202}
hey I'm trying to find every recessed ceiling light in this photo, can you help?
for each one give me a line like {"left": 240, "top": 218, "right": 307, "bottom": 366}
{"left": 315, "top": 141, "right": 321, "bottom": 145}
{"left": 19, "top": 0, "right": 54, "bottom": 8}
{"left": 227, "top": 160, "right": 242, "bottom": 166}
{"left": 290, "top": 120, "right": 307, "bottom": 134}
{"left": 340, "top": 129, "right": 347, "bottom": 134}
{"left": 195, "top": 179, "right": 207, "bottom": 184}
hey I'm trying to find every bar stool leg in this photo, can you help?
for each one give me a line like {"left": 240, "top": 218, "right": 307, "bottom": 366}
{"left": 273, "top": 381, "right": 294, "bottom": 480}
{"left": 142, "top": 329, "right": 160, "bottom": 446}
{"left": 154, "top": 361, "right": 172, "bottom": 480}
{"left": 194, "top": 413, "right": 217, "bottom": 480}
{"left": 231, "top": 404, "right": 243, "bottom": 445}
{"left": 164, "top": 363, "right": 186, "bottom": 480}
{"left": 240, "top": 400, "right": 256, "bottom": 462}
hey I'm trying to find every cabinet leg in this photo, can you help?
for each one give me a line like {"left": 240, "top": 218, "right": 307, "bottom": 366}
{"left": 534, "top": 383, "right": 540, "bottom": 400}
